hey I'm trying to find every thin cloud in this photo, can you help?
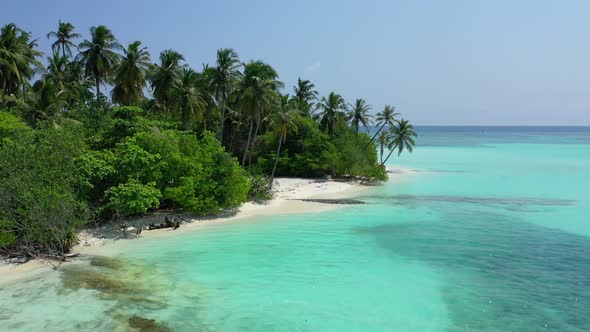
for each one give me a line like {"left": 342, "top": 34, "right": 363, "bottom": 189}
{"left": 303, "top": 61, "right": 321, "bottom": 76}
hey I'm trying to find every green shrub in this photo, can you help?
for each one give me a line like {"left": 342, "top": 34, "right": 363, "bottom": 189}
{"left": 0, "top": 111, "right": 30, "bottom": 142}
{"left": 105, "top": 180, "right": 162, "bottom": 217}
{"left": 0, "top": 126, "right": 87, "bottom": 252}
{"left": 247, "top": 172, "right": 273, "bottom": 201}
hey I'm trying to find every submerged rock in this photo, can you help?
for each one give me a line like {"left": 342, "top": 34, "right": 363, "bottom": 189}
{"left": 89, "top": 256, "right": 126, "bottom": 270}
{"left": 128, "top": 315, "right": 171, "bottom": 332}
{"left": 61, "top": 266, "right": 141, "bottom": 295}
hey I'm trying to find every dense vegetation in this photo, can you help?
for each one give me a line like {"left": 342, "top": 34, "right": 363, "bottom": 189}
{"left": 0, "top": 21, "right": 415, "bottom": 256}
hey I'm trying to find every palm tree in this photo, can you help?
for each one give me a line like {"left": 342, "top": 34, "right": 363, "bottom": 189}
{"left": 197, "top": 65, "right": 217, "bottom": 132}
{"left": 377, "top": 131, "right": 390, "bottom": 164}
{"left": 239, "top": 60, "right": 283, "bottom": 166}
{"left": 76, "top": 25, "right": 121, "bottom": 99}
{"left": 46, "top": 52, "right": 68, "bottom": 92}
{"left": 31, "top": 75, "right": 61, "bottom": 120}
{"left": 319, "top": 92, "right": 346, "bottom": 136}
{"left": 268, "top": 95, "right": 298, "bottom": 188}
{"left": 210, "top": 48, "right": 241, "bottom": 143}
{"left": 348, "top": 98, "right": 372, "bottom": 134}
{"left": 366, "top": 105, "right": 399, "bottom": 147}
{"left": 0, "top": 23, "right": 43, "bottom": 96}
{"left": 111, "top": 41, "right": 150, "bottom": 105}
{"left": 171, "top": 67, "right": 206, "bottom": 130}
{"left": 46, "top": 20, "right": 80, "bottom": 58}
{"left": 150, "top": 49, "right": 184, "bottom": 120}
{"left": 381, "top": 119, "right": 417, "bottom": 165}
{"left": 62, "top": 60, "right": 92, "bottom": 107}
{"left": 42, "top": 52, "right": 70, "bottom": 110}
{"left": 293, "top": 78, "right": 318, "bottom": 116}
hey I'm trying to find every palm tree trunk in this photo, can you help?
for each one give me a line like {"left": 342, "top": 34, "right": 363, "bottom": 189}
{"left": 219, "top": 95, "right": 225, "bottom": 144}
{"left": 365, "top": 123, "right": 386, "bottom": 148}
{"left": 229, "top": 122, "right": 241, "bottom": 153}
{"left": 241, "top": 118, "right": 254, "bottom": 166}
{"left": 182, "top": 107, "right": 189, "bottom": 130}
{"left": 62, "top": 43, "right": 66, "bottom": 58}
{"left": 380, "top": 144, "right": 384, "bottom": 164}
{"left": 95, "top": 76, "right": 100, "bottom": 100}
{"left": 248, "top": 115, "right": 262, "bottom": 167}
{"left": 381, "top": 143, "right": 399, "bottom": 165}
{"left": 270, "top": 136, "right": 283, "bottom": 189}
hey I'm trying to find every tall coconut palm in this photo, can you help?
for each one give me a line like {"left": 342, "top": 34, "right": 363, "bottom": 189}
{"left": 63, "top": 60, "right": 92, "bottom": 106}
{"left": 46, "top": 20, "right": 80, "bottom": 57}
{"left": 210, "top": 48, "right": 241, "bottom": 143}
{"left": 366, "top": 105, "right": 399, "bottom": 147}
{"left": 76, "top": 25, "right": 122, "bottom": 99}
{"left": 268, "top": 94, "right": 298, "bottom": 188}
{"left": 0, "top": 23, "right": 43, "bottom": 95}
{"left": 376, "top": 131, "right": 390, "bottom": 164}
{"left": 171, "top": 67, "right": 206, "bottom": 130}
{"left": 111, "top": 41, "right": 150, "bottom": 105}
{"left": 382, "top": 119, "right": 417, "bottom": 165}
{"left": 197, "top": 65, "right": 217, "bottom": 132}
{"left": 319, "top": 92, "right": 346, "bottom": 136}
{"left": 239, "top": 60, "right": 283, "bottom": 166}
{"left": 46, "top": 52, "right": 68, "bottom": 92}
{"left": 31, "top": 75, "right": 61, "bottom": 120}
{"left": 293, "top": 78, "right": 318, "bottom": 116}
{"left": 43, "top": 52, "right": 69, "bottom": 109}
{"left": 348, "top": 98, "right": 372, "bottom": 134}
{"left": 150, "top": 49, "right": 184, "bottom": 120}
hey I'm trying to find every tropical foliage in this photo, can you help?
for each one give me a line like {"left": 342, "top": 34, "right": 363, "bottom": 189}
{"left": 0, "top": 21, "right": 415, "bottom": 256}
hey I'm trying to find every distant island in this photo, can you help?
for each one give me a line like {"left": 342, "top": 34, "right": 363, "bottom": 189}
{"left": 0, "top": 21, "right": 415, "bottom": 260}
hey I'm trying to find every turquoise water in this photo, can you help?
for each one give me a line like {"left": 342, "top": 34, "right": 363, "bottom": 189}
{"left": 1, "top": 127, "right": 590, "bottom": 331}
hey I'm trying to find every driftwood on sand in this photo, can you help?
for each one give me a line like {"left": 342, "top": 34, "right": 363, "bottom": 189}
{"left": 146, "top": 215, "right": 188, "bottom": 231}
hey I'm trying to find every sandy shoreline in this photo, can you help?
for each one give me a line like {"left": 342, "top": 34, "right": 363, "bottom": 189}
{"left": 74, "top": 177, "right": 373, "bottom": 252}
{"left": 0, "top": 169, "right": 414, "bottom": 285}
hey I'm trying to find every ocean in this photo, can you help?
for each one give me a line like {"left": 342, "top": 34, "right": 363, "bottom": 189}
{"left": 1, "top": 126, "right": 589, "bottom": 331}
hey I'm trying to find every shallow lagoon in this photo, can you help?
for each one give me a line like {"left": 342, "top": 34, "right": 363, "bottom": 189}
{"left": 1, "top": 127, "right": 589, "bottom": 331}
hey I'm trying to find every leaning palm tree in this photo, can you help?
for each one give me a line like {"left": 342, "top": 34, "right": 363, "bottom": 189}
{"left": 366, "top": 105, "right": 399, "bottom": 147}
{"left": 319, "top": 92, "right": 346, "bottom": 136}
{"left": 348, "top": 98, "right": 372, "bottom": 134}
{"left": 293, "top": 78, "right": 318, "bottom": 116}
{"left": 0, "top": 23, "right": 43, "bottom": 96}
{"left": 171, "top": 67, "right": 206, "bottom": 130}
{"left": 376, "top": 131, "right": 390, "bottom": 164}
{"left": 210, "top": 48, "right": 241, "bottom": 143}
{"left": 239, "top": 60, "right": 283, "bottom": 166}
{"left": 381, "top": 119, "right": 417, "bottom": 165}
{"left": 268, "top": 95, "right": 298, "bottom": 188}
{"left": 76, "top": 25, "right": 122, "bottom": 99}
{"left": 150, "top": 49, "right": 184, "bottom": 120}
{"left": 111, "top": 41, "right": 150, "bottom": 105}
{"left": 46, "top": 20, "right": 81, "bottom": 57}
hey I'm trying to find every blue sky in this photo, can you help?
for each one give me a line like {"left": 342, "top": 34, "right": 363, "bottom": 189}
{"left": 3, "top": 0, "right": 590, "bottom": 125}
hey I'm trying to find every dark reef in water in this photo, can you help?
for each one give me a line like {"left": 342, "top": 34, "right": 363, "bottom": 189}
{"left": 292, "top": 198, "right": 366, "bottom": 205}
{"left": 364, "top": 194, "right": 575, "bottom": 207}
{"left": 128, "top": 315, "right": 171, "bottom": 332}
{"left": 355, "top": 207, "right": 590, "bottom": 331}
